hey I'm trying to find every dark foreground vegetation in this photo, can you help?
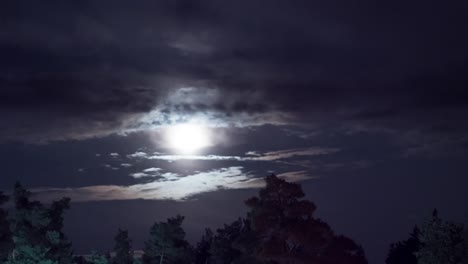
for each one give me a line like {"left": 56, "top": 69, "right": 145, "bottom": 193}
{"left": 0, "top": 175, "right": 466, "bottom": 264}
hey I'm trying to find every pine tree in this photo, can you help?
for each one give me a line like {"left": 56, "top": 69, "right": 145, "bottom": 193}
{"left": 463, "top": 229, "right": 468, "bottom": 264}
{"left": 87, "top": 251, "right": 109, "bottom": 264}
{"left": 143, "top": 215, "right": 192, "bottom": 264}
{"left": 416, "top": 210, "right": 466, "bottom": 264}
{"left": 47, "top": 197, "right": 74, "bottom": 263}
{"left": 210, "top": 220, "right": 243, "bottom": 264}
{"left": 195, "top": 228, "right": 213, "bottom": 264}
{"left": 113, "top": 229, "right": 133, "bottom": 264}
{"left": 209, "top": 218, "right": 259, "bottom": 264}
{"left": 386, "top": 226, "right": 420, "bottom": 264}
{"left": 7, "top": 183, "right": 73, "bottom": 264}
{"left": 0, "top": 192, "right": 13, "bottom": 262}
{"left": 245, "top": 174, "right": 368, "bottom": 264}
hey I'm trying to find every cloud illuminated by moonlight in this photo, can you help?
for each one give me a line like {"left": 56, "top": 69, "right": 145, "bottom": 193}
{"left": 31, "top": 167, "right": 313, "bottom": 202}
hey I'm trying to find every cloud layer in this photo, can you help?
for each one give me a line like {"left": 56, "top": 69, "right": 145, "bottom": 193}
{"left": 125, "top": 147, "right": 339, "bottom": 163}
{"left": 1, "top": 0, "right": 467, "bottom": 144}
{"left": 32, "top": 167, "right": 312, "bottom": 202}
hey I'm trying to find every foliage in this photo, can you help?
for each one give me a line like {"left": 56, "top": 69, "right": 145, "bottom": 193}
{"left": 210, "top": 219, "right": 243, "bottom": 264}
{"left": 0, "top": 192, "right": 13, "bottom": 262}
{"left": 113, "top": 229, "right": 133, "bottom": 264}
{"left": 143, "top": 215, "right": 193, "bottom": 264}
{"left": 7, "top": 183, "right": 73, "bottom": 264}
{"left": 209, "top": 218, "right": 260, "bottom": 264}
{"left": 195, "top": 228, "right": 213, "bottom": 264}
{"left": 387, "top": 210, "right": 468, "bottom": 264}
{"left": 86, "top": 251, "right": 109, "bottom": 264}
{"left": 132, "top": 258, "right": 143, "bottom": 264}
{"left": 386, "top": 226, "right": 420, "bottom": 264}
{"left": 416, "top": 210, "right": 467, "bottom": 264}
{"left": 245, "top": 174, "right": 368, "bottom": 264}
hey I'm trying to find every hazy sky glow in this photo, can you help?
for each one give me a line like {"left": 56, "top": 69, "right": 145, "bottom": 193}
{"left": 1, "top": 1, "right": 468, "bottom": 263}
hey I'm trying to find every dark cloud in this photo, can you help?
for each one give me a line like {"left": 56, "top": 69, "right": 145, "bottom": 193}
{"left": 1, "top": 0, "right": 468, "bottom": 144}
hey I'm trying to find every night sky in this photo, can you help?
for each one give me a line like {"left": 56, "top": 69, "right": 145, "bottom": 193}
{"left": 1, "top": 1, "right": 468, "bottom": 263}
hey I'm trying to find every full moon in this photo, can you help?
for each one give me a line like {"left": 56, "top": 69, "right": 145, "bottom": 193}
{"left": 166, "top": 124, "right": 211, "bottom": 154}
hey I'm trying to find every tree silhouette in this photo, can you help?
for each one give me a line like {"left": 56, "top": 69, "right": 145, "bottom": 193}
{"left": 195, "top": 228, "right": 213, "bottom": 264}
{"left": 387, "top": 210, "right": 468, "bottom": 264}
{"left": 416, "top": 209, "right": 467, "bottom": 264}
{"left": 464, "top": 228, "right": 468, "bottom": 264}
{"left": 6, "top": 183, "right": 73, "bottom": 264}
{"left": 86, "top": 251, "right": 109, "bottom": 264}
{"left": 209, "top": 218, "right": 260, "bottom": 264}
{"left": 143, "top": 215, "right": 192, "bottom": 264}
{"left": 113, "top": 229, "right": 133, "bottom": 264}
{"left": 209, "top": 219, "right": 243, "bottom": 264}
{"left": 385, "top": 226, "right": 420, "bottom": 264}
{"left": 245, "top": 174, "right": 368, "bottom": 264}
{"left": 0, "top": 192, "right": 13, "bottom": 262}
{"left": 47, "top": 196, "right": 74, "bottom": 263}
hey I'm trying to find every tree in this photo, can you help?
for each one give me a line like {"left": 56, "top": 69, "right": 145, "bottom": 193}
{"left": 209, "top": 218, "right": 260, "bottom": 264}
{"left": 245, "top": 174, "right": 368, "bottom": 264}
{"left": 195, "top": 228, "right": 213, "bottom": 264}
{"left": 416, "top": 209, "right": 466, "bottom": 264}
{"left": 47, "top": 197, "right": 74, "bottom": 263}
{"left": 86, "top": 251, "right": 109, "bottom": 264}
{"left": 7, "top": 183, "right": 73, "bottom": 264}
{"left": 0, "top": 192, "right": 13, "bottom": 262}
{"left": 386, "top": 226, "right": 420, "bottom": 264}
{"left": 210, "top": 219, "right": 243, "bottom": 264}
{"left": 143, "top": 215, "right": 192, "bottom": 264}
{"left": 463, "top": 229, "right": 468, "bottom": 264}
{"left": 113, "top": 229, "right": 133, "bottom": 264}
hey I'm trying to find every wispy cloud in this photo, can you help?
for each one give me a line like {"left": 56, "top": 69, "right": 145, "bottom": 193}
{"left": 146, "top": 154, "right": 242, "bottom": 162}
{"left": 128, "top": 167, "right": 165, "bottom": 179}
{"left": 31, "top": 167, "right": 314, "bottom": 202}
{"left": 129, "top": 172, "right": 151, "bottom": 179}
{"left": 277, "top": 170, "right": 315, "bottom": 182}
{"left": 129, "top": 169, "right": 170, "bottom": 179}
{"left": 252, "top": 148, "right": 339, "bottom": 161}
{"left": 143, "top": 167, "right": 162, "bottom": 172}
{"left": 127, "top": 152, "right": 148, "bottom": 159}
{"left": 245, "top": 151, "right": 261, "bottom": 156}
{"left": 126, "top": 147, "right": 339, "bottom": 162}
{"left": 104, "top": 164, "right": 119, "bottom": 170}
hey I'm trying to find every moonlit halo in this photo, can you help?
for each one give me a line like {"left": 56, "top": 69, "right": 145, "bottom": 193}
{"left": 166, "top": 123, "right": 212, "bottom": 154}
